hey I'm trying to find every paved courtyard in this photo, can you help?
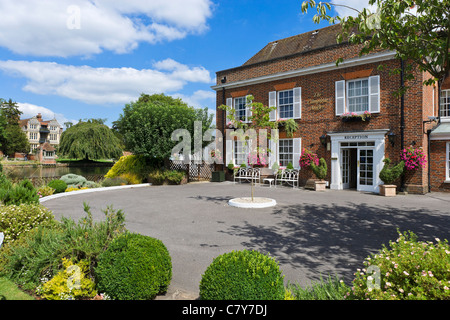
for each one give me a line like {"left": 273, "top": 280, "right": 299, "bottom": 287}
{"left": 42, "top": 182, "right": 450, "bottom": 299}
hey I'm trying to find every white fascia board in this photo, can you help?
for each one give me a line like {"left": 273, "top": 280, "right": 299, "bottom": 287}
{"left": 211, "top": 51, "right": 397, "bottom": 91}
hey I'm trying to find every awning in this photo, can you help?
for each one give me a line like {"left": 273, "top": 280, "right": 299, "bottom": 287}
{"left": 430, "top": 122, "right": 450, "bottom": 140}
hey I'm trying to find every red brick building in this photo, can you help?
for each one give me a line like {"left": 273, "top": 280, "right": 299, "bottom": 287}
{"left": 212, "top": 24, "right": 450, "bottom": 194}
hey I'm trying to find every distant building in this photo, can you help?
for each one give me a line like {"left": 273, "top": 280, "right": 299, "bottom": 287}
{"left": 19, "top": 113, "right": 63, "bottom": 163}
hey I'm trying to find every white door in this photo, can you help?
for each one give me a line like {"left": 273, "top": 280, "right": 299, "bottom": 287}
{"left": 341, "top": 149, "right": 350, "bottom": 189}
{"left": 358, "top": 148, "right": 374, "bottom": 192}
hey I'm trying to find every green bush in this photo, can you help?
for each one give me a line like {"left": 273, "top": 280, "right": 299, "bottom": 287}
{"left": 286, "top": 275, "right": 350, "bottom": 300}
{"left": 105, "top": 155, "right": 148, "bottom": 181}
{"left": 0, "top": 203, "right": 55, "bottom": 245}
{"left": 199, "top": 250, "right": 285, "bottom": 300}
{"left": 101, "top": 177, "right": 128, "bottom": 187}
{"left": 0, "top": 203, "right": 126, "bottom": 292}
{"left": 60, "top": 174, "right": 87, "bottom": 187}
{"left": 37, "top": 185, "right": 55, "bottom": 198}
{"left": 148, "top": 170, "right": 186, "bottom": 185}
{"left": 47, "top": 179, "right": 67, "bottom": 194}
{"left": 0, "top": 176, "right": 39, "bottom": 205}
{"left": 165, "top": 170, "right": 186, "bottom": 185}
{"left": 148, "top": 170, "right": 166, "bottom": 185}
{"left": 379, "top": 158, "right": 405, "bottom": 184}
{"left": 349, "top": 230, "right": 450, "bottom": 300}
{"left": 310, "top": 158, "right": 327, "bottom": 180}
{"left": 95, "top": 232, "right": 172, "bottom": 300}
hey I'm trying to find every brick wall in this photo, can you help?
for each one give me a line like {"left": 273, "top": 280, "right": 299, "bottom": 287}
{"left": 215, "top": 44, "right": 439, "bottom": 193}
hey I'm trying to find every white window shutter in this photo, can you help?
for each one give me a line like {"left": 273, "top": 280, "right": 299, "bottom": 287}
{"left": 245, "top": 95, "right": 252, "bottom": 123}
{"left": 268, "top": 139, "right": 278, "bottom": 168}
{"left": 335, "top": 80, "right": 346, "bottom": 116}
{"left": 226, "top": 97, "right": 233, "bottom": 123}
{"left": 269, "top": 91, "right": 277, "bottom": 121}
{"left": 293, "top": 138, "right": 302, "bottom": 169}
{"left": 293, "top": 87, "right": 302, "bottom": 119}
{"left": 369, "top": 75, "right": 380, "bottom": 113}
{"left": 225, "top": 139, "right": 234, "bottom": 166}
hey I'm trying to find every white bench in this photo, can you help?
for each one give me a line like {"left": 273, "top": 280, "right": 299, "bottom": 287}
{"left": 275, "top": 169, "right": 299, "bottom": 188}
{"left": 234, "top": 167, "right": 261, "bottom": 185}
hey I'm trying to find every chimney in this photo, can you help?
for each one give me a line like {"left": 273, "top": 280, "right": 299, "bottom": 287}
{"left": 37, "top": 113, "right": 42, "bottom": 119}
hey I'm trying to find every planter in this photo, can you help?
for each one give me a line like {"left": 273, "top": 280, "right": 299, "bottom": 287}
{"left": 379, "top": 184, "right": 397, "bottom": 197}
{"left": 211, "top": 171, "right": 225, "bottom": 182}
{"left": 341, "top": 116, "right": 370, "bottom": 123}
{"left": 314, "top": 180, "right": 327, "bottom": 191}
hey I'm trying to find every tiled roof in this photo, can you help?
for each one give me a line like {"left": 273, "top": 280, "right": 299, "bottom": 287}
{"left": 242, "top": 24, "right": 346, "bottom": 66}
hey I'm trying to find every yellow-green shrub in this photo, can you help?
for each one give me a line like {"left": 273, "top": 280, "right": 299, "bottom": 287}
{"left": 37, "top": 185, "right": 55, "bottom": 198}
{"left": 37, "top": 258, "right": 97, "bottom": 300}
{"left": 65, "top": 187, "right": 89, "bottom": 192}
{"left": 105, "top": 155, "right": 147, "bottom": 180}
{"left": 119, "top": 172, "right": 142, "bottom": 185}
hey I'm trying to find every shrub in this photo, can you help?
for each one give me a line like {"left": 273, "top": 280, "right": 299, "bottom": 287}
{"left": 299, "top": 148, "right": 319, "bottom": 169}
{"left": 119, "top": 172, "right": 142, "bottom": 185}
{"left": 60, "top": 174, "right": 87, "bottom": 187}
{"left": 165, "top": 170, "right": 186, "bottom": 185}
{"left": 105, "top": 155, "right": 148, "bottom": 181}
{"left": 349, "top": 230, "right": 450, "bottom": 300}
{"left": 0, "top": 203, "right": 55, "bottom": 245}
{"left": 0, "top": 176, "right": 39, "bottom": 205}
{"left": 47, "top": 179, "right": 67, "bottom": 194}
{"left": 199, "top": 250, "right": 285, "bottom": 300}
{"left": 101, "top": 177, "right": 128, "bottom": 187}
{"left": 379, "top": 158, "right": 405, "bottom": 184}
{"left": 286, "top": 275, "right": 350, "bottom": 300}
{"left": 310, "top": 158, "right": 327, "bottom": 180}
{"left": 37, "top": 258, "right": 97, "bottom": 300}
{"left": 37, "top": 185, "right": 55, "bottom": 198}
{"left": 65, "top": 187, "right": 89, "bottom": 192}
{"left": 84, "top": 181, "right": 101, "bottom": 188}
{"left": 95, "top": 232, "right": 172, "bottom": 300}
{"left": 148, "top": 170, "right": 166, "bottom": 185}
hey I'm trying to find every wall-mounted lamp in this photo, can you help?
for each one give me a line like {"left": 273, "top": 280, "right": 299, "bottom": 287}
{"left": 319, "top": 134, "right": 327, "bottom": 147}
{"left": 411, "top": 141, "right": 416, "bottom": 146}
{"left": 388, "top": 131, "right": 396, "bottom": 147}
{"left": 221, "top": 76, "right": 227, "bottom": 84}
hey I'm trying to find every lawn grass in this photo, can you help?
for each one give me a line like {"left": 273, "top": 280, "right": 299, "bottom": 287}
{"left": 0, "top": 277, "right": 35, "bottom": 300}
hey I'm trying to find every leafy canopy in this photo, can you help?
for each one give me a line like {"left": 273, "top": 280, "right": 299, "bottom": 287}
{"left": 59, "top": 119, "right": 123, "bottom": 160}
{"left": 301, "top": 0, "right": 450, "bottom": 86}
{"left": 0, "top": 98, "right": 29, "bottom": 155}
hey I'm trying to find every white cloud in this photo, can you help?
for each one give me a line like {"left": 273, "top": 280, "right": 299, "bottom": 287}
{"left": 0, "top": 59, "right": 214, "bottom": 105}
{"left": 331, "top": 1, "right": 376, "bottom": 17}
{"left": 17, "top": 102, "right": 77, "bottom": 127}
{"left": 0, "top": 0, "right": 213, "bottom": 57}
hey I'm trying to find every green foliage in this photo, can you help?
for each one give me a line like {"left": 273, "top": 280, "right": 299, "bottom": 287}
{"left": 37, "top": 185, "right": 55, "bottom": 198}
{"left": 0, "top": 99, "right": 29, "bottom": 155}
{"left": 310, "top": 158, "right": 327, "bottom": 180}
{"left": 0, "top": 204, "right": 55, "bottom": 245}
{"left": 286, "top": 162, "right": 294, "bottom": 170}
{"left": 60, "top": 174, "right": 87, "bottom": 187}
{"left": 286, "top": 275, "right": 350, "bottom": 300}
{"left": 349, "top": 230, "right": 450, "bottom": 300}
{"left": 47, "top": 179, "right": 67, "bottom": 193}
{"left": 37, "top": 258, "right": 97, "bottom": 300}
{"left": 113, "top": 93, "right": 214, "bottom": 161}
{"left": 199, "top": 250, "right": 285, "bottom": 300}
{"left": 0, "top": 203, "right": 126, "bottom": 292}
{"left": 105, "top": 155, "right": 149, "bottom": 181}
{"left": 148, "top": 170, "right": 186, "bottom": 185}
{"left": 101, "top": 177, "right": 128, "bottom": 187}
{"left": 95, "top": 232, "right": 172, "bottom": 300}
{"left": 0, "top": 176, "right": 39, "bottom": 205}
{"left": 279, "top": 119, "right": 299, "bottom": 138}
{"left": 379, "top": 158, "right": 405, "bottom": 184}
{"left": 59, "top": 120, "right": 123, "bottom": 160}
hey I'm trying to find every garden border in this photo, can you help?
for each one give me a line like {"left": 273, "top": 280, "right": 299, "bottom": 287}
{"left": 39, "top": 183, "right": 152, "bottom": 203}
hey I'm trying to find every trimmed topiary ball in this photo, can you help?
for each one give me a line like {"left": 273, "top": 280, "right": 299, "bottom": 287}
{"left": 95, "top": 232, "right": 172, "bottom": 300}
{"left": 47, "top": 179, "right": 67, "bottom": 194}
{"left": 199, "top": 249, "right": 285, "bottom": 300}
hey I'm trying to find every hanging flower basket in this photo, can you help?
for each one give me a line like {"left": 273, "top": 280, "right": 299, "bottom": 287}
{"left": 341, "top": 111, "right": 371, "bottom": 122}
{"left": 299, "top": 148, "right": 319, "bottom": 169}
{"left": 400, "top": 147, "right": 427, "bottom": 170}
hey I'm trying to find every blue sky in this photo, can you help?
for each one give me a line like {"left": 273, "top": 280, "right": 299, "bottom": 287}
{"left": 0, "top": 0, "right": 365, "bottom": 128}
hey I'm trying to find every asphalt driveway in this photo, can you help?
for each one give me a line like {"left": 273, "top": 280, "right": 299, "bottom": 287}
{"left": 42, "top": 182, "right": 450, "bottom": 299}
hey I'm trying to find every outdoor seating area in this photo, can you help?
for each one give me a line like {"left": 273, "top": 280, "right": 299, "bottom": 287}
{"left": 275, "top": 169, "right": 300, "bottom": 188}
{"left": 233, "top": 167, "right": 261, "bottom": 185}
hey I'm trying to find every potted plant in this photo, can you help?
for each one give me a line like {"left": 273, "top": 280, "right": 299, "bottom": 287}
{"left": 341, "top": 111, "right": 371, "bottom": 122}
{"left": 379, "top": 158, "right": 405, "bottom": 196}
{"left": 310, "top": 157, "right": 327, "bottom": 191}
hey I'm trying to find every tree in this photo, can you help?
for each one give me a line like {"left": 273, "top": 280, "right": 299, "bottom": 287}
{"left": 301, "top": 0, "right": 450, "bottom": 88}
{"left": 58, "top": 120, "right": 123, "bottom": 160}
{"left": 113, "top": 93, "right": 214, "bottom": 166}
{"left": 0, "top": 99, "right": 29, "bottom": 155}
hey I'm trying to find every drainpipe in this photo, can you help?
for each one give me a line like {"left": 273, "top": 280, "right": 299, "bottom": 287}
{"left": 400, "top": 59, "right": 406, "bottom": 192}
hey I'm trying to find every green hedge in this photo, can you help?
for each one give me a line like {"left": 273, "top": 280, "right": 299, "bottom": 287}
{"left": 47, "top": 179, "right": 67, "bottom": 194}
{"left": 199, "top": 250, "right": 285, "bottom": 300}
{"left": 95, "top": 232, "right": 172, "bottom": 300}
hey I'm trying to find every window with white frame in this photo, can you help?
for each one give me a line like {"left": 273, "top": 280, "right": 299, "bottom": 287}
{"left": 441, "top": 90, "right": 450, "bottom": 118}
{"left": 29, "top": 132, "right": 39, "bottom": 140}
{"left": 234, "top": 140, "right": 248, "bottom": 166}
{"left": 347, "top": 79, "right": 369, "bottom": 113}
{"left": 234, "top": 97, "right": 247, "bottom": 122}
{"left": 279, "top": 139, "right": 293, "bottom": 167}
{"left": 278, "top": 90, "right": 294, "bottom": 118}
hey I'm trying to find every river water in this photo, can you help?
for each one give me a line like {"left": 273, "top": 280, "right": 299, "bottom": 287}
{"left": 3, "top": 165, "right": 111, "bottom": 179}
